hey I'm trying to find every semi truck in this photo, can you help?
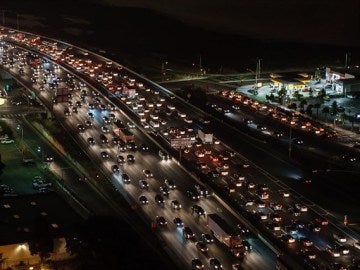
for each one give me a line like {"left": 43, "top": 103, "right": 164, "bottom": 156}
{"left": 198, "top": 129, "right": 213, "bottom": 144}
{"left": 207, "top": 214, "right": 245, "bottom": 258}
{"left": 114, "top": 128, "right": 135, "bottom": 143}
{"left": 113, "top": 121, "right": 135, "bottom": 143}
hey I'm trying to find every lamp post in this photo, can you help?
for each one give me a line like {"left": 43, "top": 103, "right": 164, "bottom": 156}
{"left": 16, "top": 13, "right": 19, "bottom": 31}
{"left": 288, "top": 125, "right": 292, "bottom": 158}
{"left": 16, "top": 124, "right": 24, "bottom": 155}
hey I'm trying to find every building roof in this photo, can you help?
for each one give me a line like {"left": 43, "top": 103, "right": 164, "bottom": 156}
{"left": 270, "top": 71, "right": 310, "bottom": 85}
{"left": 328, "top": 67, "right": 360, "bottom": 77}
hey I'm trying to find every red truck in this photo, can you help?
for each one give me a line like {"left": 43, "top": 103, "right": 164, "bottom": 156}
{"left": 207, "top": 214, "right": 245, "bottom": 258}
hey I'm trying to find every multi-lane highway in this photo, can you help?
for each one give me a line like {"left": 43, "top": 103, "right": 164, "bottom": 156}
{"left": 1, "top": 26, "right": 359, "bottom": 270}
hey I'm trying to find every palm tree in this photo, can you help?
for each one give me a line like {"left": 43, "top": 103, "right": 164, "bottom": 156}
{"left": 314, "top": 103, "right": 321, "bottom": 118}
{"left": 288, "top": 103, "right": 297, "bottom": 110}
{"left": 299, "top": 99, "right": 307, "bottom": 111}
{"left": 322, "top": 106, "right": 330, "bottom": 121}
{"left": 306, "top": 104, "right": 313, "bottom": 116}
{"left": 331, "top": 100, "right": 338, "bottom": 115}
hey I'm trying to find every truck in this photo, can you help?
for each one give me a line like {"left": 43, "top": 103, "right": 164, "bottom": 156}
{"left": 198, "top": 129, "right": 213, "bottom": 144}
{"left": 113, "top": 127, "right": 135, "bottom": 143}
{"left": 207, "top": 214, "right": 245, "bottom": 258}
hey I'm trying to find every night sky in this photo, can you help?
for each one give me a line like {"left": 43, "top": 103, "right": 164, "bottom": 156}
{"left": 99, "top": 0, "right": 360, "bottom": 47}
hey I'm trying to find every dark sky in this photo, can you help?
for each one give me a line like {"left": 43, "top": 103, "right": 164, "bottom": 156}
{"left": 98, "top": 0, "right": 360, "bottom": 47}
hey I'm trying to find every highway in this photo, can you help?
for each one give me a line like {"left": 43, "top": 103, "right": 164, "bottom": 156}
{"left": 0, "top": 27, "right": 356, "bottom": 269}
{"left": 0, "top": 37, "right": 277, "bottom": 269}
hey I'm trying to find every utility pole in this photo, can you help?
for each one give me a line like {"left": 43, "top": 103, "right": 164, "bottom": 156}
{"left": 199, "top": 54, "right": 202, "bottom": 74}
{"left": 288, "top": 126, "right": 292, "bottom": 158}
{"left": 16, "top": 13, "right": 19, "bottom": 31}
{"left": 345, "top": 53, "right": 349, "bottom": 68}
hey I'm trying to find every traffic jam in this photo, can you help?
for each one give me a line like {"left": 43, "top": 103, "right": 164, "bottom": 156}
{"left": 1, "top": 27, "right": 360, "bottom": 270}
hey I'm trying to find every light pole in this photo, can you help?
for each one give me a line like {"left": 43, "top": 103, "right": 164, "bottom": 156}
{"left": 288, "top": 125, "right": 292, "bottom": 158}
{"left": 16, "top": 13, "right": 19, "bottom": 31}
{"left": 16, "top": 124, "right": 24, "bottom": 155}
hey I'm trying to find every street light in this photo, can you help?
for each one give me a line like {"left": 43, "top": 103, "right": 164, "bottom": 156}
{"left": 288, "top": 125, "right": 292, "bottom": 158}
{"left": 16, "top": 124, "right": 24, "bottom": 155}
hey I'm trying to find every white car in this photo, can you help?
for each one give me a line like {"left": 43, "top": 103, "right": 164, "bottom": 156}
{"left": 295, "top": 203, "right": 308, "bottom": 212}
{"left": 1, "top": 139, "right": 15, "bottom": 144}
{"left": 333, "top": 233, "right": 347, "bottom": 243}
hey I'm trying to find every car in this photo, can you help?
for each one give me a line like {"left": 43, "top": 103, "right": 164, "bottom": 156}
{"left": 102, "top": 116, "right": 111, "bottom": 124}
{"left": 101, "top": 126, "right": 109, "bottom": 133}
{"left": 274, "top": 131, "right": 284, "bottom": 137}
{"left": 194, "top": 184, "right": 210, "bottom": 197}
{"left": 44, "top": 155, "right": 54, "bottom": 163}
{"left": 341, "top": 155, "right": 357, "bottom": 162}
{"left": 139, "top": 180, "right": 149, "bottom": 189}
{"left": 196, "top": 241, "right": 208, "bottom": 253}
{"left": 122, "top": 173, "right": 130, "bottom": 184}
{"left": 127, "top": 122, "right": 135, "bottom": 129}
{"left": 85, "top": 120, "right": 93, "bottom": 127}
{"left": 171, "top": 200, "right": 182, "bottom": 210}
{"left": 77, "top": 124, "right": 85, "bottom": 132}
{"left": 315, "top": 217, "right": 329, "bottom": 226}
{"left": 186, "top": 189, "right": 200, "bottom": 201}
{"left": 301, "top": 248, "right": 316, "bottom": 260}
{"left": 295, "top": 203, "right": 308, "bottom": 212}
{"left": 100, "top": 151, "right": 109, "bottom": 159}
{"left": 158, "top": 149, "right": 169, "bottom": 160}
{"left": 232, "top": 264, "right": 243, "bottom": 270}
{"left": 201, "top": 233, "right": 214, "bottom": 244}
{"left": 327, "top": 248, "right": 341, "bottom": 258}
{"left": 112, "top": 136, "right": 121, "bottom": 145}
{"left": 191, "top": 205, "right": 206, "bottom": 216}
{"left": 338, "top": 245, "right": 350, "bottom": 255}
{"left": 173, "top": 217, "right": 184, "bottom": 227}
{"left": 236, "top": 223, "right": 250, "bottom": 234}
{"left": 127, "top": 154, "right": 135, "bottom": 163}
{"left": 333, "top": 233, "right": 347, "bottom": 243}
{"left": 111, "top": 165, "right": 120, "bottom": 173}
{"left": 117, "top": 155, "right": 125, "bottom": 164}
{"left": 126, "top": 141, "right": 137, "bottom": 151}
{"left": 191, "top": 258, "right": 204, "bottom": 270}
{"left": 143, "top": 169, "right": 153, "bottom": 178}
{"left": 293, "top": 138, "right": 304, "bottom": 145}
{"left": 0, "top": 139, "right": 15, "bottom": 144}
{"left": 155, "top": 216, "right": 167, "bottom": 226}
{"left": 282, "top": 234, "right": 296, "bottom": 244}
{"left": 183, "top": 226, "right": 195, "bottom": 239}
{"left": 209, "top": 258, "right": 222, "bottom": 269}
{"left": 300, "top": 237, "right": 313, "bottom": 247}
{"left": 100, "top": 134, "right": 108, "bottom": 144}
{"left": 164, "top": 179, "right": 176, "bottom": 189}
{"left": 159, "top": 186, "right": 170, "bottom": 196}
{"left": 307, "top": 222, "right": 321, "bottom": 232}
{"left": 241, "top": 240, "right": 252, "bottom": 252}
{"left": 139, "top": 144, "right": 150, "bottom": 151}
{"left": 139, "top": 195, "right": 148, "bottom": 205}
{"left": 155, "top": 194, "right": 164, "bottom": 205}
{"left": 279, "top": 189, "right": 290, "bottom": 198}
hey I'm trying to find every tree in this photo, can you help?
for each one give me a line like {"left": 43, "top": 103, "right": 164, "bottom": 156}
{"left": 28, "top": 216, "right": 54, "bottom": 262}
{"left": 322, "top": 106, "right": 330, "bottom": 121}
{"left": 278, "top": 87, "right": 287, "bottom": 103}
{"left": 299, "top": 99, "right": 307, "bottom": 111}
{"left": 314, "top": 103, "right": 321, "bottom": 118}
{"left": 309, "top": 88, "right": 314, "bottom": 98}
{"left": 331, "top": 100, "right": 338, "bottom": 115}
{"left": 293, "top": 90, "right": 300, "bottom": 101}
{"left": 306, "top": 104, "right": 313, "bottom": 116}
{"left": 288, "top": 103, "right": 297, "bottom": 110}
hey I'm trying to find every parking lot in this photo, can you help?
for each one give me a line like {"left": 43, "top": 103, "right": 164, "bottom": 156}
{"left": 0, "top": 121, "right": 83, "bottom": 245}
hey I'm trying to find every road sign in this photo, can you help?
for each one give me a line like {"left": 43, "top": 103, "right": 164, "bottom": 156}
{"left": 170, "top": 137, "right": 192, "bottom": 149}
